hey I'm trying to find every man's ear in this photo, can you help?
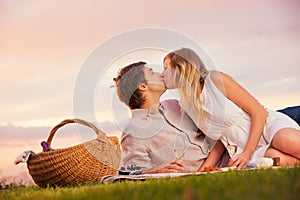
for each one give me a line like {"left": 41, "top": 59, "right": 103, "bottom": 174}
{"left": 138, "top": 83, "right": 147, "bottom": 91}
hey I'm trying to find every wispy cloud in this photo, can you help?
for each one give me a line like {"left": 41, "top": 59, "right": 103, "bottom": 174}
{"left": 1, "top": 0, "right": 299, "bottom": 126}
{"left": 0, "top": 120, "right": 122, "bottom": 143}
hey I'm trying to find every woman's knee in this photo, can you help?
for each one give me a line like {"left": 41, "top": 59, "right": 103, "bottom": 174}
{"left": 264, "top": 148, "right": 299, "bottom": 166}
{"left": 272, "top": 129, "right": 300, "bottom": 152}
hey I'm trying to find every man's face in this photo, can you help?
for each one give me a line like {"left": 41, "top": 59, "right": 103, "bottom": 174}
{"left": 144, "top": 66, "right": 166, "bottom": 93}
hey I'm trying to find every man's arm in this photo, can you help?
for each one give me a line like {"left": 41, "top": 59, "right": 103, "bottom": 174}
{"left": 142, "top": 160, "right": 185, "bottom": 174}
{"left": 121, "top": 134, "right": 152, "bottom": 170}
{"left": 122, "top": 133, "right": 185, "bottom": 174}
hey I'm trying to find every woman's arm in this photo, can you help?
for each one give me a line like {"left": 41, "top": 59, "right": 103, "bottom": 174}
{"left": 198, "top": 140, "right": 225, "bottom": 171}
{"left": 211, "top": 71, "right": 268, "bottom": 169}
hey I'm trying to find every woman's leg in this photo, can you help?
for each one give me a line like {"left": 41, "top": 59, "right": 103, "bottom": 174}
{"left": 271, "top": 128, "right": 300, "bottom": 160}
{"left": 264, "top": 148, "right": 300, "bottom": 166}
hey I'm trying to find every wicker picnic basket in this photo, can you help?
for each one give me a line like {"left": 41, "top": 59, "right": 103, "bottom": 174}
{"left": 27, "top": 119, "right": 121, "bottom": 187}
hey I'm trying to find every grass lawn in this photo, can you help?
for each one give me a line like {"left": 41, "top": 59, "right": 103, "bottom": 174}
{"left": 1, "top": 167, "right": 299, "bottom": 200}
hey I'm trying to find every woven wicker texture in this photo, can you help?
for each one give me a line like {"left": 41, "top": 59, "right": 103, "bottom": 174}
{"left": 27, "top": 119, "right": 121, "bottom": 187}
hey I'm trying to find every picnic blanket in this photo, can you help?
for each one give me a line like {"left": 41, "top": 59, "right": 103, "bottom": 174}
{"left": 101, "top": 167, "right": 237, "bottom": 184}
{"left": 100, "top": 165, "right": 287, "bottom": 184}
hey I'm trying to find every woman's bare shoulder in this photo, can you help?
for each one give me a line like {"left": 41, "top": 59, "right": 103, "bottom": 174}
{"left": 208, "top": 70, "right": 228, "bottom": 94}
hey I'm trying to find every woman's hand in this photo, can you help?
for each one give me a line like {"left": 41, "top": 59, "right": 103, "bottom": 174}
{"left": 229, "top": 151, "right": 252, "bottom": 169}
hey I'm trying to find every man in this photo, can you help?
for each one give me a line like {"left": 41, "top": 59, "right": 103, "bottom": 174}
{"left": 113, "top": 62, "right": 226, "bottom": 173}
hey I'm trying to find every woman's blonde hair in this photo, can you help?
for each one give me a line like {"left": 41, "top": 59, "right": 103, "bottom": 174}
{"left": 164, "top": 48, "right": 209, "bottom": 114}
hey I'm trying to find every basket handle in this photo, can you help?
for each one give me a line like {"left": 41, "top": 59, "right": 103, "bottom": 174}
{"left": 46, "top": 118, "right": 105, "bottom": 148}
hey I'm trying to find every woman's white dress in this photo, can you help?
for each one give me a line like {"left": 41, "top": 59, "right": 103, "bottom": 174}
{"left": 181, "top": 71, "right": 300, "bottom": 163}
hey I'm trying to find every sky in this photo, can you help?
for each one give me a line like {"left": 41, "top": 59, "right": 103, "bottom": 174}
{"left": 0, "top": 0, "right": 300, "bottom": 185}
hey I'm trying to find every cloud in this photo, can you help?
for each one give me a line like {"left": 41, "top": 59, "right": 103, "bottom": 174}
{"left": 0, "top": 0, "right": 300, "bottom": 127}
{"left": 0, "top": 120, "right": 123, "bottom": 147}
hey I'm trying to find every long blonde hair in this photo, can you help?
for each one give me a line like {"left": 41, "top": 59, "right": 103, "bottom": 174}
{"left": 164, "top": 48, "right": 209, "bottom": 114}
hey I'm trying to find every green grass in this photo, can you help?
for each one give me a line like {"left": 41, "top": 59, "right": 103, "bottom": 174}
{"left": 1, "top": 167, "right": 300, "bottom": 200}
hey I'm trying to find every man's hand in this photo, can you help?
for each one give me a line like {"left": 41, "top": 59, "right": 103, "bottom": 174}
{"left": 144, "top": 160, "right": 185, "bottom": 174}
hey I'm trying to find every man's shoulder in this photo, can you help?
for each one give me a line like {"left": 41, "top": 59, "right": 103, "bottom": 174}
{"left": 161, "top": 99, "right": 184, "bottom": 121}
{"left": 161, "top": 99, "right": 181, "bottom": 110}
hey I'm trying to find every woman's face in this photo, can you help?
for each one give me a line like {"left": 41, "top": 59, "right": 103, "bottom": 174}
{"left": 161, "top": 57, "right": 178, "bottom": 89}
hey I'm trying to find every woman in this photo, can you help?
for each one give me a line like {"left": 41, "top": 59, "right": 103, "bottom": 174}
{"left": 161, "top": 47, "right": 300, "bottom": 169}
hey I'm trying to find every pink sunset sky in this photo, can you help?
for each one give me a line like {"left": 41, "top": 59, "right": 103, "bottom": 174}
{"left": 0, "top": 0, "right": 299, "bottom": 185}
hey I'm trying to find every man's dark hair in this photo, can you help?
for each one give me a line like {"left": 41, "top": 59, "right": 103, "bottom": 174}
{"left": 113, "top": 61, "right": 147, "bottom": 109}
